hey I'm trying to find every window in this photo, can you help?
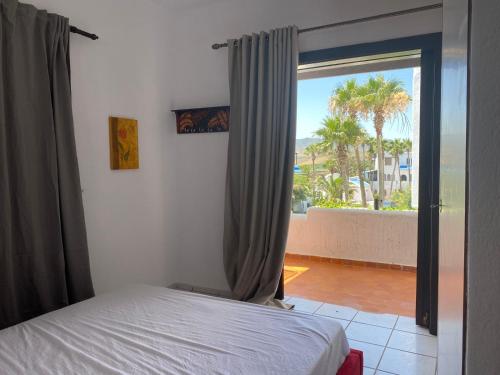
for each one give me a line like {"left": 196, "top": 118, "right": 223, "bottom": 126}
{"left": 366, "top": 170, "right": 377, "bottom": 181}
{"left": 401, "top": 175, "right": 408, "bottom": 182}
{"left": 294, "top": 41, "right": 425, "bottom": 213}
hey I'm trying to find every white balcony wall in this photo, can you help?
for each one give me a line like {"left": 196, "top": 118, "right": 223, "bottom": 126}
{"left": 286, "top": 208, "right": 418, "bottom": 267}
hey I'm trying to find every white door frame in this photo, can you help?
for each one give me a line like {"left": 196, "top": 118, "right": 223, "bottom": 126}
{"left": 438, "top": 0, "right": 469, "bottom": 374}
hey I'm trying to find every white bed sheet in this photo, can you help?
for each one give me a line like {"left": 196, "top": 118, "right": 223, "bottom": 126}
{"left": 0, "top": 285, "right": 349, "bottom": 375}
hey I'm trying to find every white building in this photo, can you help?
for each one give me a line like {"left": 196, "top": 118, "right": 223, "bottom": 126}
{"left": 369, "top": 153, "right": 413, "bottom": 198}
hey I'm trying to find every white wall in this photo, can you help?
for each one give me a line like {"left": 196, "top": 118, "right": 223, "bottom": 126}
{"left": 168, "top": 0, "right": 442, "bottom": 290}
{"left": 28, "top": 0, "right": 178, "bottom": 293}
{"left": 287, "top": 209, "right": 418, "bottom": 267}
{"left": 466, "top": 0, "right": 500, "bottom": 373}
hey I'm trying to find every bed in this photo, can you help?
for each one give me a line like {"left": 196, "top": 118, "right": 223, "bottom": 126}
{"left": 0, "top": 285, "right": 362, "bottom": 374}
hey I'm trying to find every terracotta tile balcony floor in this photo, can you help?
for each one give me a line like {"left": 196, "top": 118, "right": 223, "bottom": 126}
{"left": 284, "top": 254, "right": 417, "bottom": 317}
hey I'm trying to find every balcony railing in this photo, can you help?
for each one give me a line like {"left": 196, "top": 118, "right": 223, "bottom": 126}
{"left": 286, "top": 207, "right": 418, "bottom": 267}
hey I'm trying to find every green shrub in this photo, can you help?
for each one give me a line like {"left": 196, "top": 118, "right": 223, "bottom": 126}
{"left": 385, "top": 188, "right": 415, "bottom": 211}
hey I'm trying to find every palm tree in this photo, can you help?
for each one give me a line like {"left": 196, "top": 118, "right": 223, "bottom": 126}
{"left": 363, "top": 136, "right": 378, "bottom": 167}
{"left": 351, "top": 128, "right": 369, "bottom": 207}
{"left": 386, "top": 139, "right": 406, "bottom": 195}
{"left": 329, "top": 79, "right": 368, "bottom": 206}
{"left": 382, "top": 139, "right": 393, "bottom": 195}
{"left": 324, "top": 157, "right": 340, "bottom": 176}
{"left": 358, "top": 75, "right": 411, "bottom": 206}
{"left": 384, "top": 140, "right": 396, "bottom": 195}
{"left": 304, "top": 143, "right": 322, "bottom": 175}
{"left": 304, "top": 143, "right": 322, "bottom": 201}
{"left": 397, "top": 145, "right": 406, "bottom": 192}
{"left": 317, "top": 175, "right": 344, "bottom": 201}
{"left": 329, "top": 79, "right": 362, "bottom": 119}
{"left": 315, "top": 116, "right": 359, "bottom": 201}
{"left": 402, "top": 138, "right": 413, "bottom": 188}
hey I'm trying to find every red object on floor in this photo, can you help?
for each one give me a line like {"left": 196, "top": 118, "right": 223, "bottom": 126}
{"left": 337, "top": 349, "right": 363, "bottom": 375}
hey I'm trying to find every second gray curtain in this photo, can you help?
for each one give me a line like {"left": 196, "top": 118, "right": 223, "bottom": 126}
{"left": 223, "top": 26, "right": 298, "bottom": 304}
{"left": 0, "top": 0, "right": 94, "bottom": 329}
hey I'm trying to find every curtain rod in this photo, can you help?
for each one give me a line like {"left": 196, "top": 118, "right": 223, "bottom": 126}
{"left": 70, "top": 26, "right": 99, "bottom": 40}
{"left": 211, "top": 3, "right": 442, "bottom": 50}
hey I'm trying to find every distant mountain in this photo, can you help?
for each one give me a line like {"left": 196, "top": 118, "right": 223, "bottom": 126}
{"left": 295, "top": 138, "right": 322, "bottom": 154}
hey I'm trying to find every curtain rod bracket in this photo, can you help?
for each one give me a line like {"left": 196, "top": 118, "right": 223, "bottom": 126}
{"left": 212, "top": 43, "right": 228, "bottom": 50}
{"left": 70, "top": 26, "right": 99, "bottom": 40}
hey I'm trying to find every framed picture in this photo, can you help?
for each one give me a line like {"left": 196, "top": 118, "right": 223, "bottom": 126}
{"left": 109, "top": 116, "right": 139, "bottom": 170}
{"left": 173, "top": 106, "right": 230, "bottom": 134}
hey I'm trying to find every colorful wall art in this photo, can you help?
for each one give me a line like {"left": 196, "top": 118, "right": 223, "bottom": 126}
{"left": 174, "top": 106, "right": 230, "bottom": 134}
{"left": 109, "top": 116, "right": 139, "bottom": 170}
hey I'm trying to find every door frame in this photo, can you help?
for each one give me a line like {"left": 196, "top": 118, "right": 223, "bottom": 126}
{"left": 299, "top": 33, "right": 442, "bottom": 334}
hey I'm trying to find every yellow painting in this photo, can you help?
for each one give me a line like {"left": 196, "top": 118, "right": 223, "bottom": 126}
{"left": 109, "top": 117, "right": 139, "bottom": 170}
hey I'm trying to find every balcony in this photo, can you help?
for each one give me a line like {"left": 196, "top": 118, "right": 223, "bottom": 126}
{"left": 285, "top": 208, "right": 417, "bottom": 316}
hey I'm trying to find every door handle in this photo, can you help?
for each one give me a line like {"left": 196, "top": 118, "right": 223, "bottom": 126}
{"left": 430, "top": 200, "right": 445, "bottom": 213}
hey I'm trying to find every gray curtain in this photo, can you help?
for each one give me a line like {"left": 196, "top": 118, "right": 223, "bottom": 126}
{"left": 0, "top": 0, "right": 94, "bottom": 329}
{"left": 223, "top": 26, "right": 298, "bottom": 305}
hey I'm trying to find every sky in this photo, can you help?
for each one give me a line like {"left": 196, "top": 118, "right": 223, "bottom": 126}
{"left": 296, "top": 67, "right": 417, "bottom": 140}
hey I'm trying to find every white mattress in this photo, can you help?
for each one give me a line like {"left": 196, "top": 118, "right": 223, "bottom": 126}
{"left": 0, "top": 285, "right": 349, "bottom": 374}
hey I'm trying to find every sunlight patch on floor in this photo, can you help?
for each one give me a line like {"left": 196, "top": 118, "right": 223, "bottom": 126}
{"left": 284, "top": 265, "right": 309, "bottom": 284}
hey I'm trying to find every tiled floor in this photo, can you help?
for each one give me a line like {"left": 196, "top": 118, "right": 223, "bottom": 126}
{"left": 285, "top": 255, "right": 416, "bottom": 316}
{"left": 285, "top": 296, "right": 437, "bottom": 375}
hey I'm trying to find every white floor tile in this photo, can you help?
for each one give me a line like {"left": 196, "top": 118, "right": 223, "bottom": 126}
{"left": 315, "top": 303, "right": 358, "bottom": 320}
{"left": 348, "top": 339, "right": 384, "bottom": 369}
{"left": 353, "top": 311, "right": 398, "bottom": 329}
{"left": 378, "top": 348, "right": 436, "bottom": 375}
{"left": 345, "top": 322, "right": 392, "bottom": 346}
{"left": 287, "top": 297, "right": 323, "bottom": 314}
{"left": 321, "top": 316, "right": 350, "bottom": 329}
{"left": 387, "top": 330, "right": 437, "bottom": 357}
{"left": 286, "top": 300, "right": 439, "bottom": 374}
{"left": 395, "top": 316, "right": 433, "bottom": 336}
